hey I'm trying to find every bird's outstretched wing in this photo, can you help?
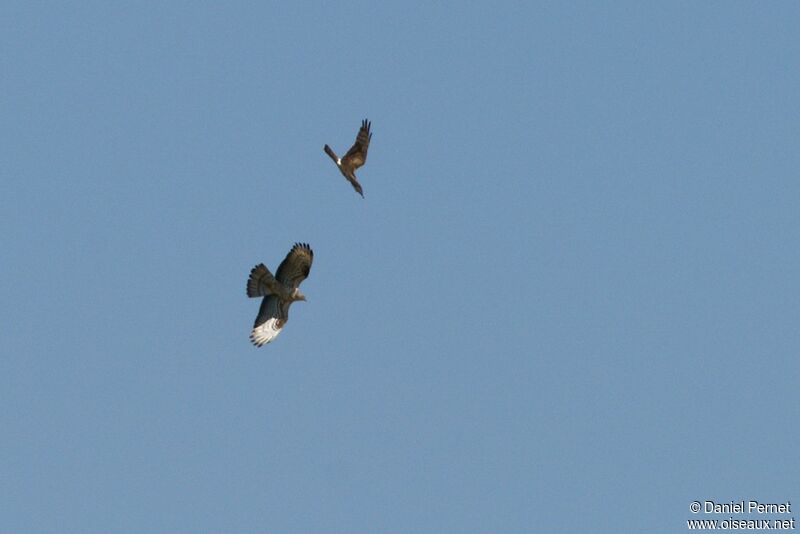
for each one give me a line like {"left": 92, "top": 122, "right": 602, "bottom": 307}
{"left": 275, "top": 242, "right": 313, "bottom": 289}
{"left": 250, "top": 295, "right": 289, "bottom": 346}
{"left": 323, "top": 144, "right": 339, "bottom": 164}
{"left": 341, "top": 119, "right": 372, "bottom": 170}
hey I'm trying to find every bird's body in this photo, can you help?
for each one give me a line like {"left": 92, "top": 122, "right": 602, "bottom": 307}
{"left": 246, "top": 243, "right": 313, "bottom": 346}
{"left": 324, "top": 119, "right": 372, "bottom": 197}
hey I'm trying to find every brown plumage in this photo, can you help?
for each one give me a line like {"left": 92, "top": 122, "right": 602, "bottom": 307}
{"left": 246, "top": 243, "right": 314, "bottom": 346}
{"left": 324, "top": 119, "right": 372, "bottom": 197}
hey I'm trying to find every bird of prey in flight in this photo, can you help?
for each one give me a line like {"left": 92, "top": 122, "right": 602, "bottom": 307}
{"left": 246, "top": 243, "right": 313, "bottom": 346}
{"left": 324, "top": 119, "right": 372, "bottom": 197}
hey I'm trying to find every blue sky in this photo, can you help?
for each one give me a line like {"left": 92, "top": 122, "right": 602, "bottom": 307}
{"left": 2, "top": 2, "right": 799, "bottom": 532}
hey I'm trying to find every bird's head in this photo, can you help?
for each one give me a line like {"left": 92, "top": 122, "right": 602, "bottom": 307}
{"left": 293, "top": 289, "right": 307, "bottom": 302}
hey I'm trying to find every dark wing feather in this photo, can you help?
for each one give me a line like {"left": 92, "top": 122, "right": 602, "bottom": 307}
{"left": 254, "top": 295, "right": 283, "bottom": 329}
{"left": 323, "top": 144, "right": 339, "bottom": 163}
{"left": 341, "top": 119, "right": 371, "bottom": 170}
{"left": 250, "top": 294, "right": 288, "bottom": 346}
{"left": 275, "top": 243, "right": 313, "bottom": 289}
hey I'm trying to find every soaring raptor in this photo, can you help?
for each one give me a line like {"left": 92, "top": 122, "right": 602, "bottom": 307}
{"left": 324, "top": 119, "right": 372, "bottom": 197}
{"left": 246, "top": 243, "right": 313, "bottom": 346}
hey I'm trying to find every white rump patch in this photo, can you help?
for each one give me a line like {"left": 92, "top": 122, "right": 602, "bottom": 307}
{"left": 250, "top": 318, "right": 283, "bottom": 346}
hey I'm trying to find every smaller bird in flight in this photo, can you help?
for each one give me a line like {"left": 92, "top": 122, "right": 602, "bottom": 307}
{"left": 246, "top": 243, "right": 313, "bottom": 346}
{"left": 324, "top": 119, "right": 372, "bottom": 197}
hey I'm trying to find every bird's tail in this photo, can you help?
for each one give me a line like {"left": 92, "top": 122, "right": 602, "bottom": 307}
{"left": 349, "top": 178, "right": 364, "bottom": 197}
{"left": 247, "top": 264, "right": 280, "bottom": 298}
{"left": 323, "top": 144, "right": 339, "bottom": 164}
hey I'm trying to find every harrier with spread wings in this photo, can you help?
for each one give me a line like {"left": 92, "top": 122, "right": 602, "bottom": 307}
{"left": 324, "top": 119, "right": 372, "bottom": 197}
{"left": 246, "top": 243, "right": 313, "bottom": 346}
